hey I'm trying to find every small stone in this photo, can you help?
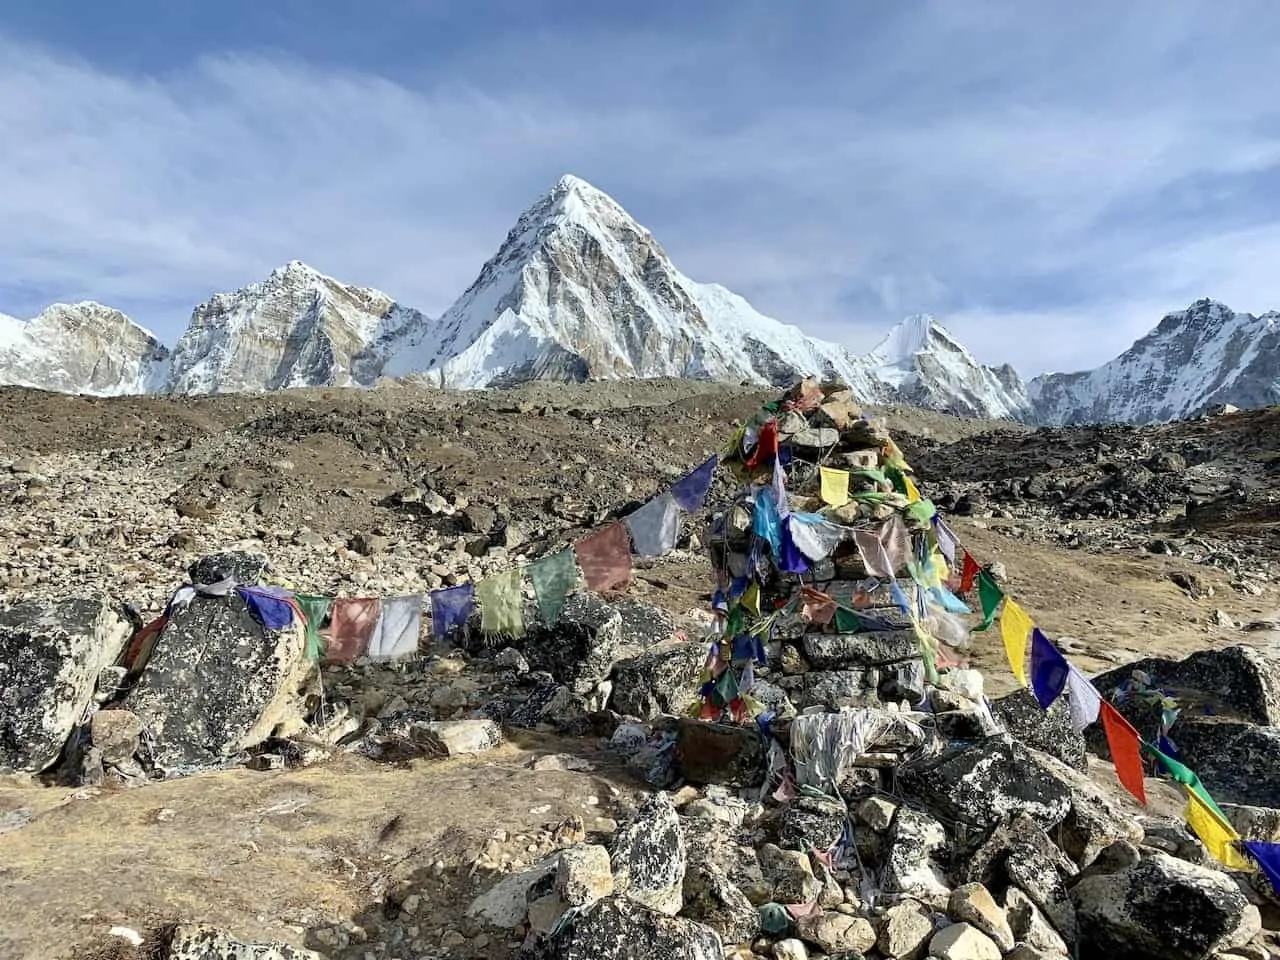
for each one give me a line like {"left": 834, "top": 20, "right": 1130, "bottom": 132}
{"left": 877, "top": 899, "right": 934, "bottom": 960}
{"left": 774, "top": 938, "right": 809, "bottom": 960}
{"left": 796, "top": 911, "right": 877, "bottom": 954}
{"left": 948, "top": 883, "right": 1015, "bottom": 952}
{"left": 555, "top": 844, "right": 613, "bottom": 907}
{"left": 856, "top": 795, "right": 898, "bottom": 833}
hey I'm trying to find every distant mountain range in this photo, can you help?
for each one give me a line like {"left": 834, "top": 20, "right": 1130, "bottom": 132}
{"left": 1, "top": 174, "right": 1276, "bottom": 424}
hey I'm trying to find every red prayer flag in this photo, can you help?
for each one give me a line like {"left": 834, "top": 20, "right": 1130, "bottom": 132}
{"left": 324, "top": 597, "right": 381, "bottom": 663}
{"left": 960, "top": 551, "right": 981, "bottom": 595}
{"left": 1100, "top": 701, "right": 1147, "bottom": 804}
{"left": 745, "top": 419, "right": 779, "bottom": 468}
{"left": 574, "top": 522, "right": 632, "bottom": 594}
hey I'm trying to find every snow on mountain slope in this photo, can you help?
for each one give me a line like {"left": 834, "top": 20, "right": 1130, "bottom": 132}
{"left": 0, "top": 303, "right": 170, "bottom": 395}
{"left": 374, "top": 175, "right": 889, "bottom": 397}
{"left": 165, "top": 261, "right": 431, "bottom": 395}
{"left": 1029, "top": 299, "right": 1280, "bottom": 425}
{"left": 868, "top": 314, "right": 1031, "bottom": 419}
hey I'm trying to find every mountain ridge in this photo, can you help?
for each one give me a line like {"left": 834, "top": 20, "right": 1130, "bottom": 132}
{"left": 1, "top": 175, "right": 1276, "bottom": 424}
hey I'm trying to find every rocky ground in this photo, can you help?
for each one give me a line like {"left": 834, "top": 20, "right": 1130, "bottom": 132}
{"left": 1, "top": 381, "right": 1279, "bottom": 960}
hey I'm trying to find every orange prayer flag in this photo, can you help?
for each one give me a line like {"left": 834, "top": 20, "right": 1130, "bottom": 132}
{"left": 1100, "top": 701, "right": 1147, "bottom": 804}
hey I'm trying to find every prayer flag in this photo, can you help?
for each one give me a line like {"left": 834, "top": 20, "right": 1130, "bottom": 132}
{"left": 477, "top": 567, "right": 525, "bottom": 637}
{"left": 933, "top": 516, "right": 960, "bottom": 565}
{"left": 778, "top": 521, "right": 810, "bottom": 574}
{"left": 1100, "top": 701, "right": 1147, "bottom": 804}
{"left": 800, "top": 587, "right": 837, "bottom": 626}
{"left": 367, "top": 594, "right": 423, "bottom": 660}
{"left": 772, "top": 458, "right": 790, "bottom": 518}
{"left": 1065, "top": 664, "right": 1102, "bottom": 732}
{"left": 788, "top": 513, "right": 844, "bottom": 561}
{"left": 752, "top": 487, "right": 783, "bottom": 555}
{"left": 745, "top": 418, "right": 779, "bottom": 468}
{"left": 1243, "top": 842, "right": 1280, "bottom": 893}
{"left": 671, "top": 454, "right": 717, "bottom": 512}
{"left": 742, "top": 581, "right": 762, "bottom": 616}
{"left": 1030, "top": 628, "right": 1069, "bottom": 708}
{"left": 237, "top": 586, "right": 296, "bottom": 631}
{"left": 624, "top": 492, "right": 681, "bottom": 558}
{"left": 528, "top": 549, "right": 577, "bottom": 624}
{"left": 1146, "top": 743, "right": 1227, "bottom": 820}
{"left": 324, "top": 597, "right": 381, "bottom": 663}
{"left": 819, "top": 467, "right": 850, "bottom": 507}
{"left": 1185, "top": 788, "right": 1251, "bottom": 870}
{"left": 959, "top": 551, "right": 981, "bottom": 595}
{"left": 430, "top": 584, "right": 474, "bottom": 640}
{"left": 903, "top": 473, "right": 922, "bottom": 503}
{"left": 973, "top": 570, "right": 1004, "bottom": 631}
{"left": 574, "top": 522, "right": 632, "bottom": 593}
{"left": 296, "top": 595, "right": 333, "bottom": 662}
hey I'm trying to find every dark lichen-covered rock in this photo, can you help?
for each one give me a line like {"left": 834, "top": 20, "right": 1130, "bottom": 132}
{"left": 519, "top": 593, "right": 628, "bottom": 694}
{"left": 125, "top": 591, "right": 312, "bottom": 772}
{"left": 779, "top": 793, "right": 848, "bottom": 851}
{"left": 517, "top": 895, "right": 724, "bottom": 960}
{"left": 1071, "top": 849, "right": 1262, "bottom": 960}
{"left": 681, "top": 855, "right": 761, "bottom": 945}
{"left": 610, "top": 598, "right": 680, "bottom": 653}
{"left": 880, "top": 806, "right": 951, "bottom": 905}
{"left": 791, "top": 669, "right": 882, "bottom": 710}
{"left": 898, "top": 735, "right": 1072, "bottom": 832}
{"left": 1190, "top": 724, "right": 1280, "bottom": 808}
{"left": 609, "top": 643, "right": 706, "bottom": 720}
{"left": 991, "top": 688, "right": 1087, "bottom": 771}
{"left": 802, "top": 631, "right": 919, "bottom": 669}
{"left": 0, "top": 598, "right": 132, "bottom": 773}
{"left": 167, "top": 923, "right": 322, "bottom": 959}
{"left": 676, "top": 719, "right": 767, "bottom": 788}
{"left": 611, "top": 792, "right": 687, "bottom": 916}
{"left": 187, "top": 550, "right": 269, "bottom": 587}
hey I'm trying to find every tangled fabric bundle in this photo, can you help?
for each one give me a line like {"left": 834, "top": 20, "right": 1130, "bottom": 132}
{"left": 789, "top": 709, "right": 930, "bottom": 790}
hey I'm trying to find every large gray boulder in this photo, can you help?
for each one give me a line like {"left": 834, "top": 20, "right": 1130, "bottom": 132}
{"left": 991, "top": 688, "right": 1088, "bottom": 771}
{"left": 125, "top": 590, "right": 312, "bottom": 772}
{"left": 167, "top": 924, "right": 322, "bottom": 959}
{"left": 1071, "top": 848, "right": 1262, "bottom": 960}
{"left": 0, "top": 598, "right": 132, "bottom": 773}
{"left": 609, "top": 642, "right": 706, "bottom": 719}
{"left": 611, "top": 792, "right": 687, "bottom": 916}
{"left": 519, "top": 593, "right": 629, "bottom": 694}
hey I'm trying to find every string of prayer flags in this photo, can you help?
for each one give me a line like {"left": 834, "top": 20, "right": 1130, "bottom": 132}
{"left": 973, "top": 569, "right": 1004, "bottom": 631}
{"left": 477, "top": 567, "right": 525, "bottom": 637}
{"left": 670, "top": 454, "right": 718, "bottom": 513}
{"left": 528, "top": 549, "right": 577, "bottom": 625}
{"left": 1184, "top": 788, "right": 1252, "bottom": 870}
{"left": 296, "top": 595, "right": 333, "bottom": 662}
{"left": 1066, "top": 664, "right": 1102, "bottom": 732}
{"left": 1030, "top": 628, "right": 1070, "bottom": 708}
{"left": 1145, "top": 743, "right": 1227, "bottom": 821}
{"left": 624, "top": 491, "right": 681, "bottom": 559}
{"left": 999, "top": 598, "right": 1032, "bottom": 686}
{"left": 1099, "top": 701, "right": 1147, "bottom": 804}
{"left": 1243, "top": 842, "right": 1280, "bottom": 893}
{"left": 430, "top": 583, "right": 474, "bottom": 640}
{"left": 574, "top": 522, "right": 632, "bottom": 593}
{"left": 324, "top": 597, "right": 382, "bottom": 663}
{"left": 819, "top": 467, "right": 850, "bottom": 507}
{"left": 367, "top": 594, "right": 423, "bottom": 660}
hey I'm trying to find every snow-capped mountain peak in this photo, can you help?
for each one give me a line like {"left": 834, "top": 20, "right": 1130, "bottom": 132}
{"left": 869, "top": 313, "right": 954, "bottom": 364}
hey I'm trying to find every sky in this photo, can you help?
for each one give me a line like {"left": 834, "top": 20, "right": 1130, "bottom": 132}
{"left": 1, "top": 1, "right": 1279, "bottom": 376}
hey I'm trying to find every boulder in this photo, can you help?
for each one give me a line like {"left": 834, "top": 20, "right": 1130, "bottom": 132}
{"left": 676, "top": 719, "right": 767, "bottom": 788}
{"left": 125, "top": 590, "right": 313, "bottom": 771}
{"left": 1194, "top": 725, "right": 1280, "bottom": 808}
{"left": 802, "top": 631, "right": 919, "bottom": 668}
{"left": 795, "top": 911, "right": 877, "bottom": 954}
{"left": 881, "top": 807, "right": 951, "bottom": 905}
{"left": 1071, "top": 849, "right": 1262, "bottom": 960}
{"left": 779, "top": 793, "right": 849, "bottom": 851}
{"left": 167, "top": 924, "right": 322, "bottom": 959}
{"left": 0, "top": 598, "right": 132, "bottom": 773}
{"left": 609, "top": 643, "right": 706, "bottom": 719}
{"left": 876, "top": 899, "right": 935, "bottom": 960}
{"left": 467, "top": 856, "right": 561, "bottom": 928}
{"left": 794, "top": 669, "right": 882, "bottom": 710}
{"left": 991, "top": 688, "right": 1088, "bottom": 771}
{"left": 188, "top": 550, "right": 269, "bottom": 586}
{"left": 417, "top": 718, "right": 502, "bottom": 756}
{"left": 682, "top": 855, "right": 761, "bottom": 945}
{"left": 519, "top": 593, "right": 629, "bottom": 693}
{"left": 1090, "top": 645, "right": 1280, "bottom": 726}
{"left": 556, "top": 844, "right": 614, "bottom": 907}
{"left": 1027, "top": 747, "right": 1144, "bottom": 867}
{"left": 1004, "top": 886, "right": 1070, "bottom": 957}
{"left": 758, "top": 843, "right": 822, "bottom": 904}
{"left": 881, "top": 659, "right": 927, "bottom": 706}
{"left": 928, "top": 922, "right": 1002, "bottom": 960}
{"left": 611, "top": 792, "right": 687, "bottom": 916}
{"left": 897, "top": 735, "right": 1072, "bottom": 832}
{"left": 518, "top": 895, "right": 724, "bottom": 960}
{"left": 948, "top": 884, "right": 1014, "bottom": 952}
{"left": 610, "top": 598, "right": 680, "bottom": 652}
{"left": 89, "top": 709, "right": 144, "bottom": 765}
{"left": 685, "top": 830, "right": 771, "bottom": 906}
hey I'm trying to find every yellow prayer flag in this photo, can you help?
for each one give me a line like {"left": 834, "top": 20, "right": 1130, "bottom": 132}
{"left": 1185, "top": 788, "right": 1252, "bottom": 870}
{"left": 742, "top": 581, "right": 762, "bottom": 617}
{"left": 819, "top": 467, "right": 850, "bottom": 507}
{"left": 1000, "top": 598, "right": 1033, "bottom": 686}
{"left": 904, "top": 473, "right": 922, "bottom": 503}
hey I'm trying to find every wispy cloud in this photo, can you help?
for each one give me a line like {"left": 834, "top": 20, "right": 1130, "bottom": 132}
{"left": 1, "top": 0, "right": 1278, "bottom": 377}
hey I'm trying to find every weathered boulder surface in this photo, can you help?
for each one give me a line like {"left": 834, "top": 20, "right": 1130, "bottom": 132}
{"left": 517, "top": 895, "right": 724, "bottom": 960}
{"left": 898, "top": 735, "right": 1072, "bottom": 832}
{"left": 675, "top": 719, "right": 766, "bottom": 788}
{"left": 518, "top": 593, "right": 628, "bottom": 694}
{"left": 1071, "top": 848, "right": 1262, "bottom": 960}
{"left": 0, "top": 598, "right": 132, "bottom": 773}
{"left": 611, "top": 792, "right": 687, "bottom": 916}
{"left": 801, "top": 630, "right": 919, "bottom": 668}
{"left": 609, "top": 642, "right": 705, "bottom": 719}
{"left": 125, "top": 591, "right": 312, "bottom": 772}
{"left": 991, "top": 688, "right": 1087, "bottom": 771}
{"left": 167, "top": 923, "right": 323, "bottom": 959}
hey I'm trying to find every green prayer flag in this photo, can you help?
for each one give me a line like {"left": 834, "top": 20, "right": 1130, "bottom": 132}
{"left": 714, "top": 666, "right": 741, "bottom": 706}
{"left": 1146, "top": 743, "right": 1228, "bottom": 820}
{"left": 528, "top": 549, "right": 577, "bottom": 625}
{"left": 478, "top": 567, "right": 525, "bottom": 638}
{"left": 835, "top": 607, "right": 863, "bottom": 633}
{"left": 885, "top": 465, "right": 908, "bottom": 497}
{"left": 972, "top": 570, "right": 1004, "bottom": 632}
{"left": 296, "top": 595, "right": 333, "bottom": 662}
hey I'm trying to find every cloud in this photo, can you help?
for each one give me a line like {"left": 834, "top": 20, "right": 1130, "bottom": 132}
{"left": 0, "top": 1, "right": 1278, "bottom": 378}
